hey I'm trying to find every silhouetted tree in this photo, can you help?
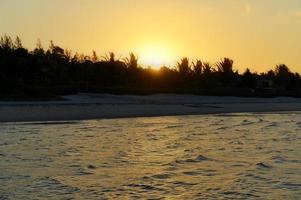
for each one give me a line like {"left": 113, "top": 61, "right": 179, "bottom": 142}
{"left": 241, "top": 68, "right": 256, "bottom": 88}
{"left": 102, "top": 52, "right": 116, "bottom": 63}
{"left": 0, "top": 35, "right": 14, "bottom": 51}
{"left": 274, "top": 64, "right": 295, "bottom": 90}
{"left": 33, "top": 39, "right": 45, "bottom": 56}
{"left": 14, "top": 36, "right": 23, "bottom": 49}
{"left": 0, "top": 35, "right": 300, "bottom": 98}
{"left": 217, "top": 58, "right": 234, "bottom": 74}
{"left": 125, "top": 53, "right": 138, "bottom": 69}
{"left": 216, "top": 58, "right": 236, "bottom": 86}
{"left": 177, "top": 57, "right": 191, "bottom": 76}
{"left": 192, "top": 60, "right": 203, "bottom": 76}
{"left": 91, "top": 50, "right": 98, "bottom": 63}
{"left": 203, "top": 62, "right": 212, "bottom": 75}
{"left": 64, "top": 49, "right": 72, "bottom": 61}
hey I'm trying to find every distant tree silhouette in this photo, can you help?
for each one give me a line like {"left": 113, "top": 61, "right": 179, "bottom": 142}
{"left": 124, "top": 53, "right": 138, "bottom": 69}
{"left": 217, "top": 58, "right": 234, "bottom": 74}
{"left": 177, "top": 57, "right": 191, "bottom": 76}
{"left": 14, "top": 36, "right": 23, "bottom": 49}
{"left": 91, "top": 50, "right": 98, "bottom": 63}
{"left": 102, "top": 52, "right": 116, "bottom": 63}
{"left": 275, "top": 64, "right": 290, "bottom": 75}
{"left": 216, "top": 58, "right": 236, "bottom": 86}
{"left": 241, "top": 68, "right": 256, "bottom": 88}
{"left": 203, "top": 62, "right": 213, "bottom": 75}
{"left": 0, "top": 35, "right": 14, "bottom": 51}
{"left": 0, "top": 35, "right": 300, "bottom": 98}
{"left": 64, "top": 49, "right": 72, "bottom": 62}
{"left": 192, "top": 60, "right": 203, "bottom": 77}
{"left": 274, "top": 64, "right": 294, "bottom": 90}
{"left": 33, "top": 39, "right": 45, "bottom": 56}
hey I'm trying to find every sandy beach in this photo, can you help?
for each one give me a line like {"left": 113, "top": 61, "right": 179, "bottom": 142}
{"left": 1, "top": 93, "right": 301, "bottom": 122}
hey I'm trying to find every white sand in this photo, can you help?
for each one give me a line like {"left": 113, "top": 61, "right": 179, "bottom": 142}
{"left": 1, "top": 93, "right": 301, "bottom": 122}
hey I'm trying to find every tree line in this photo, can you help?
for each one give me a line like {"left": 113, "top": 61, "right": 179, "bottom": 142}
{"left": 0, "top": 35, "right": 300, "bottom": 98}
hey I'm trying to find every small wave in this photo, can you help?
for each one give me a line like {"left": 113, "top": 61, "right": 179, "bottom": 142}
{"left": 172, "top": 181, "right": 197, "bottom": 186}
{"left": 0, "top": 142, "right": 9, "bottom": 146}
{"left": 271, "top": 156, "right": 301, "bottom": 164}
{"left": 176, "top": 155, "right": 212, "bottom": 164}
{"left": 64, "top": 151, "right": 81, "bottom": 157}
{"left": 126, "top": 184, "right": 165, "bottom": 191}
{"left": 0, "top": 175, "right": 11, "bottom": 181}
{"left": 265, "top": 122, "right": 278, "bottom": 128}
{"left": 182, "top": 170, "right": 218, "bottom": 177}
{"left": 258, "top": 118, "right": 264, "bottom": 122}
{"left": 271, "top": 156, "right": 286, "bottom": 163}
{"left": 87, "top": 164, "right": 97, "bottom": 169}
{"left": 151, "top": 173, "right": 173, "bottom": 180}
{"left": 35, "top": 176, "right": 80, "bottom": 193}
{"left": 221, "top": 191, "right": 259, "bottom": 198}
{"left": 273, "top": 182, "right": 301, "bottom": 191}
{"left": 0, "top": 194, "right": 9, "bottom": 200}
{"left": 240, "top": 119, "right": 255, "bottom": 126}
{"left": 69, "top": 164, "right": 81, "bottom": 168}
{"left": 21, "top": 121, "right": 79, "bottom": 126}
{"left": 279, "top": 182, "right": 301, "bottom": 190}
{"left": 75, "top": 168, "right": 94, "bottom": 176}
{"left": 256, "top": 162, "right": 272, "bottom": 169}
{"left": 244, "top": 173, "right": 269, "bottom": 181}
{"left": 182, "top": 171, "right": 201, "bottom": 176}
{"left": 215, "top": 113, "right": 253, "bottom": 118}
{"left": 166, "top": 124, "right": 184, "bottom": 129}
{"left": 216, "top": 126, "right": 229, "bottom": 130}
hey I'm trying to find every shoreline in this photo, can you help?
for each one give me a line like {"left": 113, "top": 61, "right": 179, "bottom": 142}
{"left": 1, "top": 93, "right": 301, "bottom": 122}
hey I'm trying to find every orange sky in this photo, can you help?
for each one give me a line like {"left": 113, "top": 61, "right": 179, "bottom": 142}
{"left": 1, "top": 0, "right": 301, "bottom": 72}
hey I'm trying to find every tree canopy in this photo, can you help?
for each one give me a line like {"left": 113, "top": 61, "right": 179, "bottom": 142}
{"left": 0, "top": 35, "right": 300, "bottom": 98}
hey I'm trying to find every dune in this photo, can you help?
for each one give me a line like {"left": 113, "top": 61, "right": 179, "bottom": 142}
{"left": 1, "top": 93, "right": 301, "bottom": 122}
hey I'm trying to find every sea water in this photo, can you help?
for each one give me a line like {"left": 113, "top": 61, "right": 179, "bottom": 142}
{"left": 0, "top": 113, "right": 300, "bottom": 199}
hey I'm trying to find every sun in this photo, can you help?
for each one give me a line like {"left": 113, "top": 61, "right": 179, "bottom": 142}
{"left": 138, "top": 44, "right": 173, "bottom": 69}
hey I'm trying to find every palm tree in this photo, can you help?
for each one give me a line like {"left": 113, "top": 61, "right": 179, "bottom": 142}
{"left": 14, "top": 36, "right": 23, "bottom": 49}
{"left": 192, "top": 59, "right": 203, "bottom": 76}
{"left": 215, "top": 58, "right": 236, "bottom": 86}
{"left": 274, "top": 64, "right": 292, "bottom": 89}
{"left": 0, "top": 35, "right": 14, "bottom": 51}
{"left": 101, "top": 52, "right": 116, "bottom": 63}
{"left": 64, "top": 49, "right": 72, "bottom": 62}
{"left": 203, "top": 62, "right": 212, "bottom": 75}
{"left": 33, "top": 39, "right": 45, "bottom": 56}
{"left": 124, "top": 53, "right": 138, "bottom": 69}
{"left": 275, "top": 64, "right": 290, "bottom": 75}
{"left": 91, "top": 50, "right": 98, "bottom": 63}
{"left": 216, "top": 58, "right": 234, "bottom": 74}
{"left": 176, "top": 57, "right": 191, "bottom": 76}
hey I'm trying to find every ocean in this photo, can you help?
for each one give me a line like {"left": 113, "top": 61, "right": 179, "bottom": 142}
{"left": 0, "top": 113, "right": 300, "bottom": 199}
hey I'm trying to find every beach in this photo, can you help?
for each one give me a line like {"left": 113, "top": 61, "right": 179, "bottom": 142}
{"left": 1, "top": 93, "right": 301, "bottom": 122}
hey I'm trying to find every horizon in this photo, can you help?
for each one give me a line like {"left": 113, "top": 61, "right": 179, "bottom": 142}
{"left": 1, "top": 1, "right": 301, "bottom": 199}
{"left": 1, "top": 34, "right": 300, "bottom": 75}
{"left": 1, "top": 0, "right": 301, "bottom": 73}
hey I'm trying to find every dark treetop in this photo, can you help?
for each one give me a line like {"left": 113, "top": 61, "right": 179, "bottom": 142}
{"left": 0, "top": 35, "right": 300, "bottom": 99}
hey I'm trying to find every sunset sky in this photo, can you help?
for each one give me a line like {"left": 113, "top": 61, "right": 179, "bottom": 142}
{"left": 1, "top": 0, "right": 301, "bottom": 72}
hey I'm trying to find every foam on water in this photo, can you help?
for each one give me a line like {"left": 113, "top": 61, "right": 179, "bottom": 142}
{"left": 0, "top": 113, "right": 301, "bottom": 199}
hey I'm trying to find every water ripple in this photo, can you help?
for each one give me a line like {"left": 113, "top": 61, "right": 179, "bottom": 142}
{"left": 0, "top": 113, "right": 300, "bottom": 199}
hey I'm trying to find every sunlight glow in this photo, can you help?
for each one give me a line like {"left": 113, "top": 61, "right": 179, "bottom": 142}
{"left": 1, "top": 0, "right": 301, "bottom": 72}
{"left": 138, "top": 44, "right": 174, "bottom": 69}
